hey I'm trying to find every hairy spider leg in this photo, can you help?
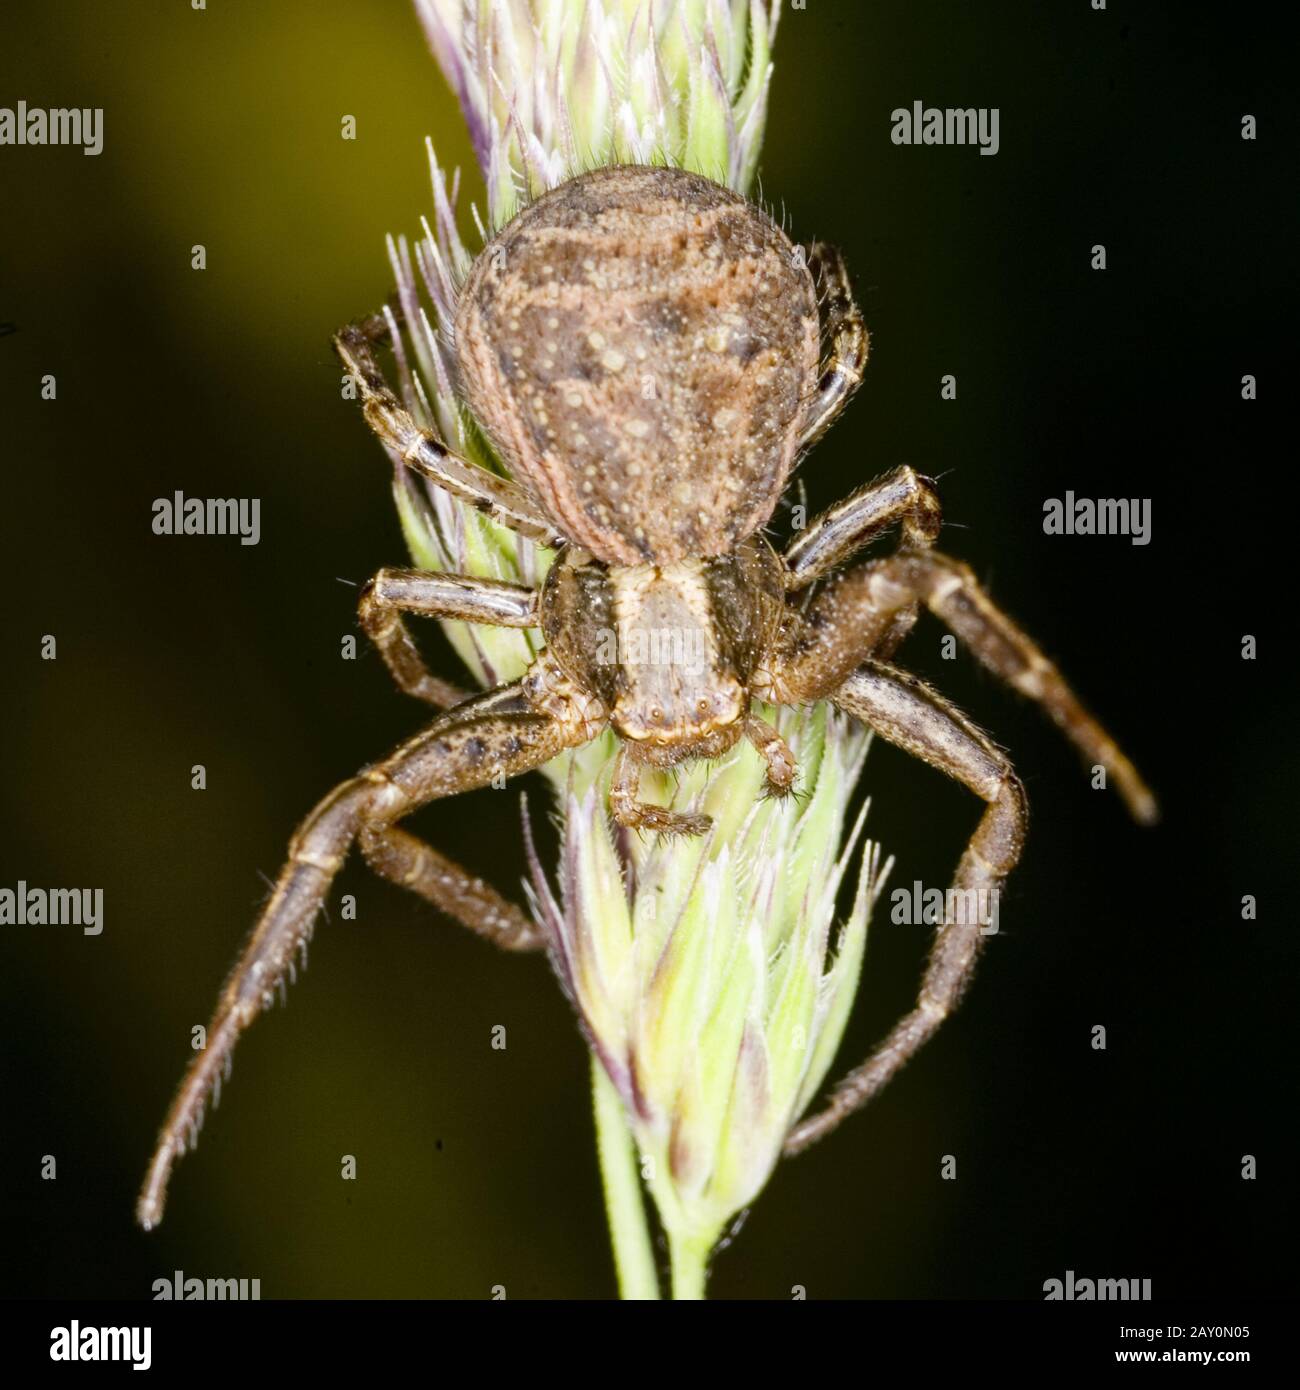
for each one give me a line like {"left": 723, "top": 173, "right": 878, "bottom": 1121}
{"left": 333, "top": 313, "right": 564, "bottom": 549}
{"left": 137, "top": 683, "right": 587, "bottom": 1230}
{"left": 359, "top": 565, "right": 540, "bottom": 708}
{"left": 785, "top": 661, "right": 1026, "bottom": 1152}
{"left": 766, "top": 547, "right": 1156, "bottom": 1148}
{"left": 784, "top": 465, "right": 943, "bottom": 589}
{"left": 771, "top": 549, "right": 1157, "bottom": 824}
{"left": 797, "top": 241, "right": 869, "bottom": 451}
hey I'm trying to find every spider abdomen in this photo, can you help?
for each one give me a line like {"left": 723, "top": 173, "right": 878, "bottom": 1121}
{"left": 454, "top": 164, "right": 820, "bottom": 565}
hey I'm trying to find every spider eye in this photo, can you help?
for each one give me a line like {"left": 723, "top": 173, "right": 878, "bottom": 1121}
{"left": 650, "top": 706, "right": 663, "bottom": 723}
{"left": 697, "top": 698, "right": 710, "bottom": 713}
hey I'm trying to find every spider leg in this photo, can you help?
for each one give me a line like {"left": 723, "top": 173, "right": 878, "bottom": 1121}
{"left": 798, "top": 241, "right": 868, "bottom": 450}
{"left": 785, "top": 661, "right": 1026, "bottom": 1153}
{"left": 357, "top": 824, "right": 543, "bottom": 951}
{"left": 334, "top": 314, "right": 564, "bottom": 549}
{"left": 766, "top": 550, "right": 1157, "bottom": 824}
{"left": 136, "top": 682, "right": 589, "bottom": 1230}
{"left": 783, "top": 465, "right": 943, "bottom": 590}
{"left": 360, "top": 565, "right": 539, "bottom": 707}
{"left": 609, "top": 745, "right": 711, "bottom": 838}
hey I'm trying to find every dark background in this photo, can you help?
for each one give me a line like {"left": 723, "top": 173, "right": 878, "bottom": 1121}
{"left": 0, "top": 1, "right": 1292, "bottom": 1299}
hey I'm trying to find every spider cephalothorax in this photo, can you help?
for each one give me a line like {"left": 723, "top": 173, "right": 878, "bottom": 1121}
{"left": 533, "top": 538, "right": 784, "bottom": 770}
{"left": 137, "top": 164, "right": 1155, "bottom": 1229}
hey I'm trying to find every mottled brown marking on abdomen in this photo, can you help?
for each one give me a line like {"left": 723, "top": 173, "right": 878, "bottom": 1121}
{"left": 455, "top": 165, "right": 819, "bottom": 564}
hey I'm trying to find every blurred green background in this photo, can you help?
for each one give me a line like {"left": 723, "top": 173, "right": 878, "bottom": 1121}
{"left": 0, "top": 1, "right": 1291, "bottom": 1298}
